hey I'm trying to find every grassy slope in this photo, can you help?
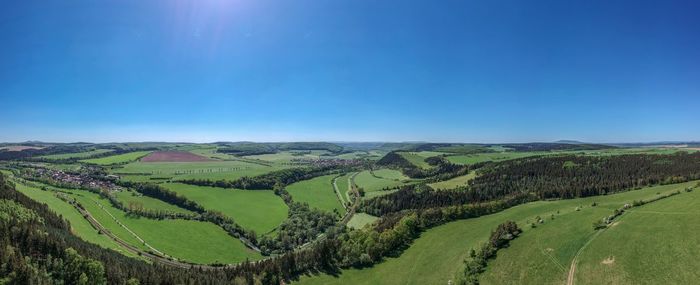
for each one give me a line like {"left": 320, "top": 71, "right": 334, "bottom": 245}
{"left": 70, "top": 189, "right": 261, "bottom": 264}
{"left": 335, "top": 173, "right": 351, "bottom": 205}
{"left": 445, "top": 148, "right": 696, "bottom": 165}
{"left": 354, "top": 170, "right": 407, "bottom": 198}
{"left": 298, "top": 182, "right": 695, "bottom": 285}
{"left": 286, "top": 174, "right": 345, "bottom": 215}
{"left": 39, "top": 149, "right": 112, "bottom": 160}
{"left": 112, "top": 160, "right": 286, "bottom": 182}
{"left": 398, "top": 152, "right": 432, "bottom": 169}
{"left": 575, "top": 188, "right": 700, "bottom": 285}
{"left": 113, "top": 190, "right": 194, "bottom": 215}
{"left": 161, "top": 183, "right": 288, "bottom": 235}
{"left": 14, "top": 183, "right": 135, "bottom": 257}
{"left": 346, "top": 213, "right": 379, "bottom": 229}
{"left": 81, "top": 151, "right": 152, "bottom": 165}
{"left": 427, "top": 172, "right": 476, "bottom": 190}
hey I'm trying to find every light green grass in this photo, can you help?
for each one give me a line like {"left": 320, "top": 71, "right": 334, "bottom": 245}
{"left": 398, "top": 152, "right": 432, "bottom": 169}
{"left": 81, "top": 151, "right": 152, "bottom": 165}
{"left": 427, "top": 172, "right": 476, "bottom": 190}
{"left": 347, "top": 213, "right": 378, "bottom": 229}
{"left": 243, "top": 150, "right": 331, "bottom": 162}
{"left": 335, "top": 173, "right": 353, "bottom": 205}
{"left": 113, "top": 190, "right": 194, "bottom": 215}
{"left": 299, "top": 182, "right": 695, "bottom": 285}
{"left": 39, "top": 149, "right": 113, "bottom": 160}
{"left": 354, "top": 170, "right": 410, "bottom": 197}
{"left": 445, "top": 148, "right": 696, "bottom": 165}
{"left": 111, "top": 160, "right": 287, "bottom": 182}
{"left": 14, "top": 183, "right": 138, "bottom": 258}
{"left": 371, "top": 169, "right": 410, "bottom": 181}
{"left": 161, "top": 183, "right": 288, "bottom": 235}
{"left": 575, "top": 188, "right": 700, "bottom": 285}
{"left": 69, "top": 189, "right": 261, "bottom": 264}
{"left": 287, "top": 174, "right": 345, "bottom": 215}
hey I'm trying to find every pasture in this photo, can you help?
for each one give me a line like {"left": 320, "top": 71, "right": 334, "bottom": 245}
{"left": 39, "top": 149, "right": 112, "bottom": 160}
{"left": 110, "top": 160, "right": 287, "bottom": 182}
{"left": 427, "top": 172, "right": 476, "bottom": 190}
{"left": 398, "top": 152, "right": 432, "bottom": 169}
{"left": 161, "top": 183, "right": 288, "bottom": 235}
{"left": 69, "top": 188, "right": 262, "bottom": 264}
{"left": 575, "top": 188, "right": 700, "bottom": 284}
{"left": 242, "top": 150, "right": 330, "bottom": 162}
{"left": 286, "top": 174, "right": 345, "bottom": 215}
{"left": 113, "top": 190, "right": 194, "bottom": 215}
{"left": 299, "top": 181, "right": 696, "bottom": 285}
{"left": 346, "top": 213, "right": 378, "bottom": 229}
{"left": 81, "top": 151, "right": 152, "bottom": 165}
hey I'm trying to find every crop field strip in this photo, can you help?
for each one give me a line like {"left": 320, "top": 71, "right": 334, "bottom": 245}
{"left": 81, "top": 151, "right": 152, "bottom": 165}
{"left": 286, "top": 174, "right": 346, "bottom": 215}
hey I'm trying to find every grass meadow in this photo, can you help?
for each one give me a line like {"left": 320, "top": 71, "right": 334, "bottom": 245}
{"left": 286, "top": 174, "right": 345, "bottom": 215}
{"left": 299, "top": 181, "right": 696, "bottom": 285}
{"left": 161, "top": 183, "right": 288, "bottom": 235}
{"left": 81, "top": 151, "right": 152, "bottom": 165}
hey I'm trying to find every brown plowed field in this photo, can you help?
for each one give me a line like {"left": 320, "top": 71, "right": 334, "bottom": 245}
{"left": 141, "top": 151, "right": 213, "bottom": 162}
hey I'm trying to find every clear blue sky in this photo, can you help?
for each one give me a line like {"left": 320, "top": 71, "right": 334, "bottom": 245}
{"left": 1, "top": 0, "right": 699, "bottom": 143}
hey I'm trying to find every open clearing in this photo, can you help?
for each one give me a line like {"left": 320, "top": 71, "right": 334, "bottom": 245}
{"left": 299, "top": 181, "right": 696, "bottom": 285}
{"left": 113, "top": 190, "right": 195, "bottom": 215}
{"left": 353, "top": 170, "right": 411, "bottom": 198}
{"left": 161, "top": 183, "right": 288, "bottom": 235}
{"left": 141, "top": 151, "right": 213, "bottom": 162}
{"left": 39, "top": 149, "right": 113, "bottom": 160}
{"left": 81, "top": 151, "right": 152, "bottom": 165}
{"left": 110, "top": 160, "right": 287, "bottom": 182}
{"left": 286, "top": 174, "right": 345, "bottom": 215}
{"left": 574, "top": 188, "right": 700, "bottom": 284}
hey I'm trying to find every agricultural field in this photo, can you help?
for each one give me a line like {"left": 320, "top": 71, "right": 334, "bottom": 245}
{"left": 81, "top": 151, "right": 152, "bottom": 165}
{"left": 335, "top": 172, "right": 354, "bottom": 205}
{"left": 574, "top": 189, "right": 700, "bottom": 285}
{"left": 110, "top": 160, "right": 287, "bottom": 182}
{"left": 242, "top": 150, "right": 331, "bottom": 162}
{"left": 398, "top": 152, "right": 432, "bottom": 169}
{"left": 113, "top": 190, "right": 195, "bottom": 215}
{"left": 353, "top": 169, "right": 411, "bottom": 198}
{"left": 427, "top": 172, "right": 476, "bottom": 190}
{"left": 38, "top": 149, "right": 113, "bottom": 160}
{"left": 286, "top": 174, "right": 345, "bottom": 215}
{"left": 161, "top": 183, "right": 288, "bottom": 235}
{"left": 299, "top": 181, "right": 696, "bottom": 285}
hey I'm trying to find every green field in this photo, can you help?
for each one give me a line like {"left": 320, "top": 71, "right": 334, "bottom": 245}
{"left": 242, "top": 150, "right": 331, "bottom": 162}
{"left": 81, "top": 151, "right": 152, "bottom": 165}
{"left": 14, "top": 182, "right": 136, "bottom": 257}
{"left": 111, "top": 160, "right": 287, "bottom": 182}
{"left": 575, "top": 188, "right": 700, "bottom": 284}
{"left": 346, "top": 213, "right": 378, "bottom": 229}
{"left": 354, "top": 170, "right": 411, "bottom": 198}
{"left": 427, "top": 172, "right": 476, "bottom": 190}
{"left": 299, "top": 182, "right": 696, "bottom": 285}
{"left": 161, "top": 183, "right": 288, "bottom": 235}
{"left": 68, "top": 188, "right": 262, "bottom": 264}
{"left": 286, "top": 174, "right": 345, "bottom": 215}
{"left": 39, "top": 149, "right": 113, "bottom": 160}
{"left": 398, "top": 152, "right": 432, "bottom": 169}
{"left": 445, "top": 148, "right": 696, "bottom": 165}
{"left": 113, "top": 190, "right": 194, "bottom": 215}
{"left": 335, "top": 172, "right": 353, "bottom": 205}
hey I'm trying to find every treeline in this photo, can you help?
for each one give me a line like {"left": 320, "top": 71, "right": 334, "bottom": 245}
{"left": 216, "top": 142, "right": 344, "bottom": 156}
{"left": 376, "top": 151, "right": 468, "bottom": 179}
{"left": 180, "top": 165, "right": 351, "bottom": 190}
{"left": 500, "top": 142, "right": 613, "bottom": 152}
{"left": 458, "top": 221, "right": 521, "bottom": 285}
{"left": 468, "top": 152, "right": 700, "bottom": 200}
{"left": 258, "top": 202, "right": 337, "bottom": 254}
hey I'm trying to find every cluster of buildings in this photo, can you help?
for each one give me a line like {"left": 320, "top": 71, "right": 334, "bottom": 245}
{"left": 32, "top": 168, "right": 123, "bottom": 192}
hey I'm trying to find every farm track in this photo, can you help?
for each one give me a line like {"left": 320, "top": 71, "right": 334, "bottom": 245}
{"left": 339, "top": 172, "right": 361, "bottom": 225}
